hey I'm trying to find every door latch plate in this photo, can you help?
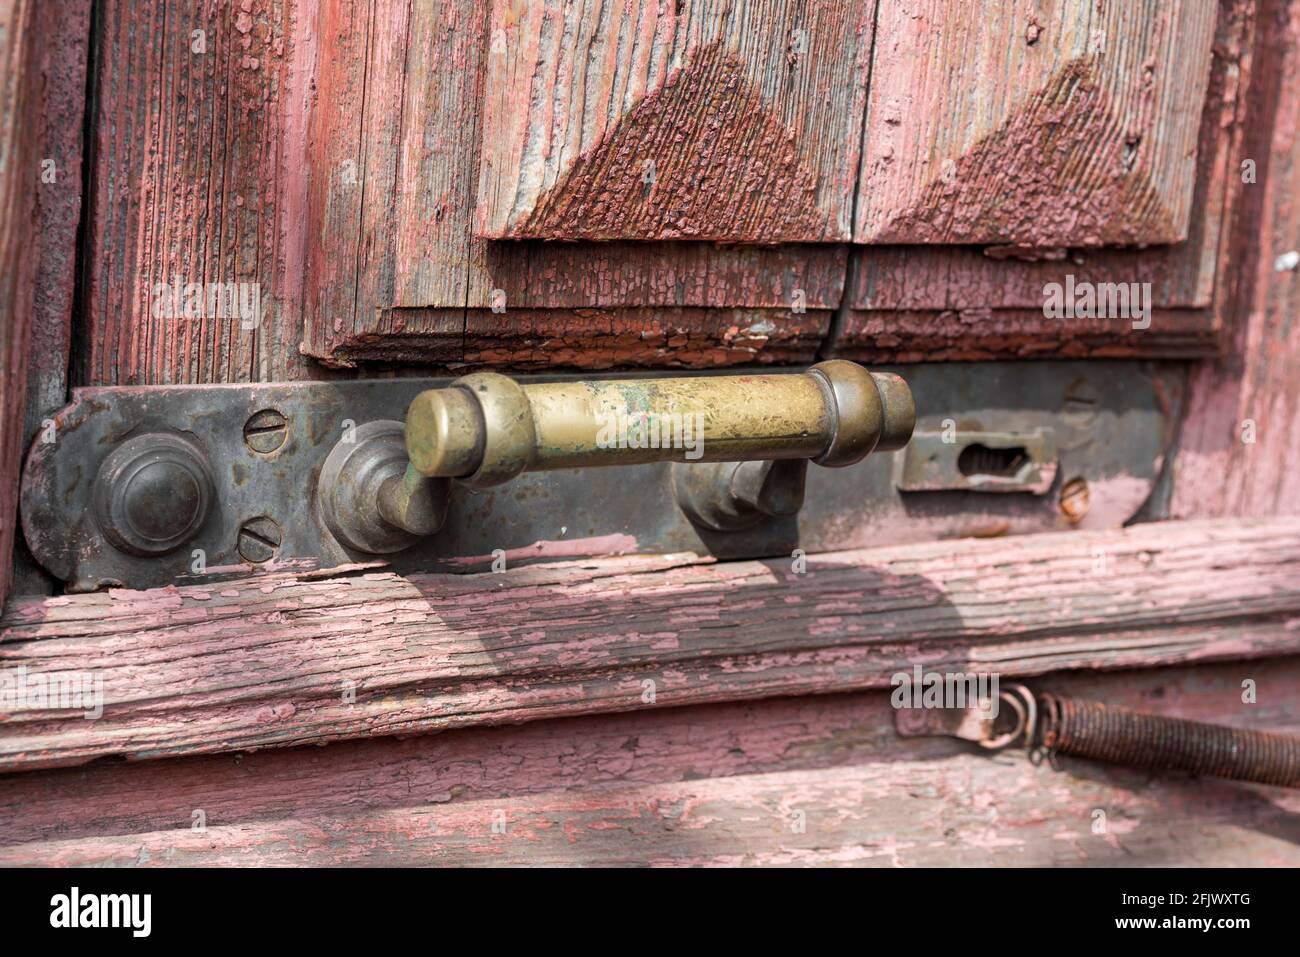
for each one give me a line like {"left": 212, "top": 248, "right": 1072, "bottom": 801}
{"left": 20, "top": 362, "right": 1182, "bottom": 591}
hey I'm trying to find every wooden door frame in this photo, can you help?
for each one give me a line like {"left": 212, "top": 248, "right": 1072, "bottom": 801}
{"left": 2, "top": 0, "right": 1300, "bottom": 871}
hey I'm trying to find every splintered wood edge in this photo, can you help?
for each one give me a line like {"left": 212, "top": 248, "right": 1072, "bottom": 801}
{"left": 2, "top": 518, "right": 1299, "bottom": 772}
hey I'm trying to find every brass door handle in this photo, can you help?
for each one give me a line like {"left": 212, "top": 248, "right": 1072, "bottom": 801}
{"left": 406, "top": 360, "right": 913, "bottom": 482}
{"left": 319, "top": 361, "right": 914, "bottom": 553}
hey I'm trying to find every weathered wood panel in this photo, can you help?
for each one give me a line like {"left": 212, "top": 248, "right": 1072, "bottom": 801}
{"left": 84, "top": 0, "right": 1251, "bottom": 374}
{"left": 10, "top": 749, "right": 1300, "bottom": 866}
{"left": 2, "top": 658, "right": 1296, "bottom": 866}
{"left": 316, "top": 0, "right": 1244, "bottom": 368}
{"left": 80, "top": 0, "right": 843, "bottom": 376}
{"left": 3, "top": 519, "right": 1299, "bottom": 771}
{"left": 476, "top": 0, "right": 872, "bottom": 242}
{"left": 302, "top": 0, "right": 846, "bottom": 368}
{"left": 829, "top": 0, "right": 1254, "bottom": 362}
{"left": 82, "top": 0, "right": 319, "bottom": 385}
{"left": 3, "top": 656, "right": 1295, "bottom": 854}
{"left": 1174, "top": 0, "right": 1300, "bottom": 518}
{"left": 349, "top": 306, "right": 830, "bottom": 370}
{"left": 0, "top": 0, "right": 39, "bottom": 609}
{"left": 9, "top": 0, "right": 92, "bottom": 598}
{"left": 857, "top": 0, "right": 1216, "bottom": 245}
{"left": 20, "top": 0, "right": 90, "bottom": 445}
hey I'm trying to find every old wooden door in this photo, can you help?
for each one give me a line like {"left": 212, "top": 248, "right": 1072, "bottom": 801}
{"left": 1, "top": 0, "right": 1298, "bottom": 866}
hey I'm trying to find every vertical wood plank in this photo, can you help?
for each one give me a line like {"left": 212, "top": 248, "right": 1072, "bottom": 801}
{"left": 303, "top": 0, "right": 373, "bottom": 357}
{"left": 303, "top": 0, "right": 482, "bottom": 361}
{"left": 389, "top": 0, "right": 482, "bottom": 311}
{"left": 0, "top": 0, "right": 39, "bottom": 608}
{"left": 1173, "top": 0, "right": 1300, "bottom": 517}
{"left": 349, "top": 0, "right": 412, "bottom": 337}
{"left": 9, "top": 0, "right": 92, "bottom": 597}
{"left": 83, "top": 0, "right": 318, "bottom": 385}
{"left": 21, "top": 0, "right": 90, "bottom": 442}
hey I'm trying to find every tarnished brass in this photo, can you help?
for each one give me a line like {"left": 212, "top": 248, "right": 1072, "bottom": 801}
{"left": 406, "top": 361, "right": 914, "bottom": 488}
{"left": 318, "top": 420, "right": 450, "bottom": 554}
{"left": 312, "top": 361, "right": 913, "bottom": 554}
{"left": 674, "top": 458, "right": 810, "bottom": 532}
{"left": 24, "top": 360, "right": 1182, "bottom": 585}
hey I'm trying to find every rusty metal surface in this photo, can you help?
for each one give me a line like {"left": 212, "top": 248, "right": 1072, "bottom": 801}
{"left": 674, "top": 458, "right": 809, "bottom": 532}
{"left": 896, "top": 429, "right": 1057, "bottom": 494}
{"left": 1038, "top": 693, "right": 1300, "bottom": 788}
{"left": 20, "top": 361, "right": 1183, "bottom": 591}
{"left": 318, "top": 420, "right": 450, "bottom": 554}
{"left": 896, "top": 684, "right": 1300, "bottom": 788}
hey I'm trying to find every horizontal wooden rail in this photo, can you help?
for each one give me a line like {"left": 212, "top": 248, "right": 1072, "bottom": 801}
{"left": 3, "top": 658, "right": 1298, "bottom": 866}
{"left": 3, "top": 518, "right": 1300, "bottom": 772}
{"left": 12, "top": 750, "right": 1300, "bottom": 867}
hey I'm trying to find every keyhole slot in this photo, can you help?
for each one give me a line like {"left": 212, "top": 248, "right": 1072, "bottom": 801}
{"left": 957, "top": 443, "right": 1029, "bottom": 479}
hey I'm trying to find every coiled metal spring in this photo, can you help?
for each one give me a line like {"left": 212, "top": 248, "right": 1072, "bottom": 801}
{"left": 1034, "top": 692, "right": 1300, "bottom": 788}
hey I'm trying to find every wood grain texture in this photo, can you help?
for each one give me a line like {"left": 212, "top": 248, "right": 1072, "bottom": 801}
{"left": 78, "top": 0, "right": 1254, "bottom": 376}
{"left": 9, "top": 0, "right": 92, "bottom": 598}
{"left": 21, "top": 0, "right": 90, "bottom": 442}
{"left": 306, "top": 0, "right": 486, "bottom": 329}
{"left": 302, "top": 0, "right": 848, "bottom": 368}
{"left": 82, "top": 0, "right": 320, "bottom": 385}
{"left": 3, "top": 518, "right": 1299, "bottom": 772}
{"left": 8, "top": 754, "right": 1300, "bottom": 866}
{"left": 1173, "top": 0, "right": 1300, "bottom": 518}
{"left": 476, "top": 0, "right": 871, "bottom": 242}
{"left": 827, "top": 307, "right": 1220, "bottom": 363}
{"left": 857, "top": 0, "right": 1215, "bottom": 245}
{"left": 829, "top": 0, "right": 1255, "bottom": 362}
{"left": 0, "top": 0, "right": 38, "bottom": 609}
{"left": 2, "top": 658, "right": 1296, "bottom": 866}
{"left": 4, "top": 656, "right": 1296, "bottom": 856}
{"left": 70, "top": 0, "right": 839, "bottom": 376}
{"left": 341, "top": 239, "right": 847, "bottom": 367}
{"left": 349, "top": 306, "right": 830, "bottom": 370}
{"left": 317, "top": 246, "right": 845, "bottom": 367}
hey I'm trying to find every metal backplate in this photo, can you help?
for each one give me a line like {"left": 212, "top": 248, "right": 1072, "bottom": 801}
{"left": 896, "top": 429, "right": 1058, "bottom": 494}
{"left": 21, "top": 362, "right": 1183, "bottom": 591}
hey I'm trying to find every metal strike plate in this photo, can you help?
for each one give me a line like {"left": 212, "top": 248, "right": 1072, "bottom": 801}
{"left": 895, "top": 429, "right": 1057, "bottom": 494}
{"left": 20, "top": 361, "right": 1183, "bottom": 592}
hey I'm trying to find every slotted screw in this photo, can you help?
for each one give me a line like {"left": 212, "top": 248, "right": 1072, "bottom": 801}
{"left": 243, "top": 409, "right": 288, "bottom": 454}
{"left": 237, "top": 516, "right": 282, "bottom": 563}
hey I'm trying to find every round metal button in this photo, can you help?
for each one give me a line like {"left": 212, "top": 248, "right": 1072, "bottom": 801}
{"left": 93, "top": 433, "right": 215, "bottom": 556}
